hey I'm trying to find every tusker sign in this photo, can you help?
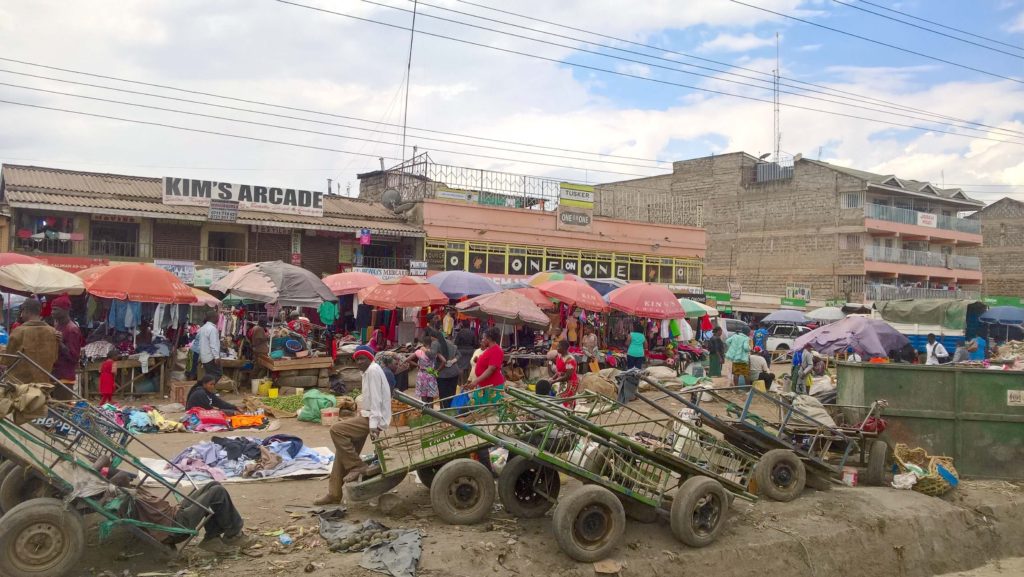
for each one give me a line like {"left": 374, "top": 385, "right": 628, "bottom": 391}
{"left": 163, "top": 177, "right": 325, "bottom": 217}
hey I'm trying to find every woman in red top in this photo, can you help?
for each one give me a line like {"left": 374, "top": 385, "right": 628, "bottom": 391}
{"left": 467, "top": 326, "right": 504, "bottom": 390}
{"left": 551, "top": 340, "right": 579, "bottom": 408}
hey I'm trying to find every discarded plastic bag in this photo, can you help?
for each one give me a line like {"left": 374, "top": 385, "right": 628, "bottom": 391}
{"left": 298, "top": 389, "right": 337, "bottom": 423}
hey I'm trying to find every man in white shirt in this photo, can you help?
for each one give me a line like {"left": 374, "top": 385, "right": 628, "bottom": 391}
{"left": 316, "top": 347, "right": 392, "bottom": 506}
{"left": 925, "top": 333, "right": 949, "bottom": 365}
{"left": 196, "top": 310, "right": 222, "bottom": 381}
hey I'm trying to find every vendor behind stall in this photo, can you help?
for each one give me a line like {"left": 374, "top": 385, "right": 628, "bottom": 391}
{"left": 186, "top": 375, "right": 239, "bottom": 415}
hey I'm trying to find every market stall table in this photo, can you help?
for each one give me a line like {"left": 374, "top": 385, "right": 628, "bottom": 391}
{"left": 257, "top": 353, "right": 335, "bottom": 390}
{"left": 82, "top": 356, "right": 168, "bottom": 396}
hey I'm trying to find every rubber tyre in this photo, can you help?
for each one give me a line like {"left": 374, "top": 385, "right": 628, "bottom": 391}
{"left": 344, "top": 473, "right": 406, "bottom": 503}
{"left": 430, "top": 458, "right": 496, "bottom": 525}
{"left": 497, "top": 457, "right": 560, "bottom": 519}
{"left": 416, "top": 465, "right": 441, "bottom": 489}
{"left": 0, "top": 497, "right": 85, "bottom": 577}
{"left": 0, "top": 467, "right": 58, "bottom": 514}
{"left": 670, "top": 476, "right": 729, "bottom": 548}
{"left": 865, "top": 440, "right": 889, "bottom": 487}
{"left": 0, "top": 461, "right": 18, "bottom": 507}
{"left": 552, "top": 485, "right": 625, "bottom": 562}
{"left": 754, "top": 449, "right": 806, "bottom": 502}
{"left": 619, "top": 496, "right": 659, "bottom": 524}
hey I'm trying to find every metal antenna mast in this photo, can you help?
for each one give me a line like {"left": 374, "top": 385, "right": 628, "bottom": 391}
{"left": 401, "top": 0, "right": 419, "bottom": 163}
{"left": 773, "top": 31, "right": 781, "bottom": 162}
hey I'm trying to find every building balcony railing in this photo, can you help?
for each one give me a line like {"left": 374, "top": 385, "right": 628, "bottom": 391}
{"left": 12, "top": 237, "right": 252, "bottom": 264}
{"left": 864, "top": 246, "right": 980, "bottom": 271}
{"left": 866, "top": 284, "right": 981, "bottom": 301}
{"left": 864, "top": 203, "right": 981, "bottom": 234}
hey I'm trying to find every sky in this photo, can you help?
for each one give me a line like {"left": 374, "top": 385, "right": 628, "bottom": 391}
{"left": 0, "top": 0, "right": 1022, "bottom": 204}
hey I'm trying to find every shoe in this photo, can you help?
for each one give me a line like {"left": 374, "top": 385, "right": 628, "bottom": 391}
{"left": 198, "top": 537, "right": 238, "bottom": 555}
{"left": 222, "top": 533, "right": 257, "bottom": 549}
{"left": 313, "top": 494, "right": 342, "bottom": 506}
{"left": 342, "top": 466, "right": 369, "bottom": 483}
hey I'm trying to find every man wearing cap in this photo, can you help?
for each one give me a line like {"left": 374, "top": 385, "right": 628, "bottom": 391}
{"left": 51, "top": 295, "right": 82, "bottom": 400}
{"left": 315, "top": 345, "right": 392, "bottom": 505}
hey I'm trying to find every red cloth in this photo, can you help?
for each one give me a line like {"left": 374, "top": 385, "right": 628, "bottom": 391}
{"left": 474, "top": 345, "right": 505, "bottom": 388}
{"left": 99, "top": 359, "right": 117, "bottom": 396}
{"left": 51, "top": 294, "right": 72, "bottom": 310}
{"left": 700, "top": 314, "right": 714, "bottom": 332}
{"left": 288, "top": 319, "right": 310, "bottom": 336}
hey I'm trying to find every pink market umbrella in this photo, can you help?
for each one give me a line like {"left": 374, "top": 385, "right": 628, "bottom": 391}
{"left": 0, "top": 253, "right": 42, "bottom": 266}
{"left": 537, "top": 280, "right": 608, "bottom": 312}
{"left": 456, "top": 290, "right": 550, "bottom": 329}
{"left": 793, "top": 316, "right": 909, "bottom": 358}
{"left": 360, "top": 276, "right": 449, "bottom": 309}
{"left": 510, "top": 287, "right": 555, "bottom": 310}
{"left": 527, "top": 271, "right": 587, "bottom": 287}
{"left": 323, "top": 271, "right": 380, "bottom": 296}
{"left": 606, "top": 283, "right": 685, "bottom": 320}
{"left": 190, "top": 287, "right": 221, "bottom": 308}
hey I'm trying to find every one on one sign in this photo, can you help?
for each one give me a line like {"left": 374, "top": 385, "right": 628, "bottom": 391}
{"left": 163, "top": 177, "right": 325, "bottom": 217}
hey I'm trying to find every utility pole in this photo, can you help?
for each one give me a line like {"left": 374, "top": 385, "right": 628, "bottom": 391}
{"left": 773, "top": 31, "right": 781, "bottom": 162}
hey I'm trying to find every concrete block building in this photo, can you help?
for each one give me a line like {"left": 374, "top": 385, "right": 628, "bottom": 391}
{"left": 968, "top": 197, "right": 1024, "bottom": 302}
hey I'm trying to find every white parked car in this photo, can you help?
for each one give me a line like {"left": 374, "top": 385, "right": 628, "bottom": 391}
{"left": 766, "top": 324, "right": 812, "bottom": 351}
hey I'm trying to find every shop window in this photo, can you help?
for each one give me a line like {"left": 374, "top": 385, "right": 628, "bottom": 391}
{"left": 90, "top": 222, "right": 139, "bottom": 258}
{"left": 15, "top": 214, "right": 77, "bottom": 254}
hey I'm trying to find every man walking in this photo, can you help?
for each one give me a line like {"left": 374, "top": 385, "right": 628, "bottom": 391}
{"left": 6, "top": 299, "right": 59, "bottom": 384}
{"left": 315, "top": 347, "right": 392, "bottom": 505}
{"left": 925, "top": 333, "right": 949, "bottom": 365}
{"left": 50, "top": 295, "right": 82, "bottom": 400}
{"left": 197, "top": 310, "right": 222, "bottom": 382}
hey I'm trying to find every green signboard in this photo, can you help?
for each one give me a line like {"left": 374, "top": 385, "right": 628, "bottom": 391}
{"left": 825, "top": 299, "right": 845, "bottom": 307}
{"left": 780, "top": 297, "right": 807, "bottom": 307}
{"left": 982, "top": 296, "right": 1023, "bottom": 307}
{"left": 718, "top": 305, "right": 733, "bottom": 313}
{"left": 706, "top": 291, "right": 731, "bottom": 303}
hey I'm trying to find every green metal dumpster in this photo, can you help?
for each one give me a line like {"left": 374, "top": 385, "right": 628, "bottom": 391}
{"left": 837, "top": 362, "right": 1024, "bottom": 480}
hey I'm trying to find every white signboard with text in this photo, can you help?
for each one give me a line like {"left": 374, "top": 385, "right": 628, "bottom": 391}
{"left": 163, "top": 177, "right": 325, "bottom": 217}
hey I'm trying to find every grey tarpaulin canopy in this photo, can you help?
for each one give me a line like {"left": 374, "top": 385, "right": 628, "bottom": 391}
{"left": 210, "top": 260, "right": 335, "bottom": 307}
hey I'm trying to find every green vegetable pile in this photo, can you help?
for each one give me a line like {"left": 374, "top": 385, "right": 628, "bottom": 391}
{"left": 259, "top": 394, "right": 304, "bottom": 413}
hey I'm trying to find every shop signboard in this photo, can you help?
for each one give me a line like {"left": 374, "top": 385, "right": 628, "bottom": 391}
{"left": 917, "top": 212, "right": 938, "bottom": 228}
{"left": 354, "top": 267, "right": 406, "bottom": 281}
{"left": 558, "top": 183, "right": 595, "bottom": 209}
{"left": 705, "top": 291, "right": 731, "bottom": 303}
{"left": 556, "top": 206, "right": 593, "bottom": 233}
{"left": 163, "top": 177, "right": 325, "bottom": 217}
{"left": 37, "top": 256, "right": 109, "bottom": 273}
{"left": 91, "top": 214, "right": 139, "bottom": 224}
{"left": 781, "top": 297, "right": 807, "bottom": 308}
{"left": 153, "top": 259, "right": 195, "bottom": 285}
{"left": 290, "top": 253, "right": 302, "bottom": 266}
{"left": 826, "top": 298, "right": 846, "bottom": 307}
{"left": 435, "top": 186, "right": 479, "bottom": 203}
{"left": 208, "top": 199, "right": 239, "bottom": 223}
{"left": 193, "top": 267, "right": 229, "bottom": 288}
{"left": 408, "top": 260, "right": 428, "bottom": 276}
{"left": 982, "top": 295, "right": 1023, "bottom": 307}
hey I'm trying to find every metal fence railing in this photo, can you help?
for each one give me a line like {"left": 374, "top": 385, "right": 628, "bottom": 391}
{"left": 864, "top": 203, "right": 981, "bottom": 234}
{"left": 864, "top": 246, "right": 980, "bottom": 270}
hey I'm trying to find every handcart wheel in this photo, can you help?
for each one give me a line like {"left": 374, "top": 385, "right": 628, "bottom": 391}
{"left": 430, "top": 458, "right": 496, "bottom": 525}
{"left": 753, "top": 450, "right": 806, "bottom": 502}
{"left": 0, "top": 461, "right": 17, "bottom": 505}
{"left": 498, "top": 456, "right": 560, "bottom": 519}
{"left": 552, "top": 485, "right": 625, "bottom": 562}
{"left": 670, "top": 476, "right": 729, "bottom": 547}
{"left": 619, "top": 495, "right": 659, "bottom": 524}
{"left": 0, "top": 467, "right": 60, "bottom": 514}
{"left": 416, "top": 464, "right": 441, "bottom": 489}
{"left": 343, "top": 473, "right": 406, "bottom": 503}
{"left": 0, "top": 497, "right": 85, "bottom": 577}
{"left": 865, "top": 440, "right": 890, "bottom": 487}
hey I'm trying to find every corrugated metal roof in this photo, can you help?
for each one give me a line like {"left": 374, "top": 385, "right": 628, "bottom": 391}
{"left": 801, "top": 158, "right": 984, "bottom": 206}
{"left": 1, "top": 164, "right": 422, "bottom": 235}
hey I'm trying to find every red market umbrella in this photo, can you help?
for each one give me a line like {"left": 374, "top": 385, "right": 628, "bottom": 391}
{"left": 510, "top": 287, "right": 555, "bottom": 310}
{"left": 76, "top": 264, "right": 197, "bottom": 304}
{"left": 606, "top": 283, "right": 685, "bottom": 320}
{"left": 323, "top": 271, "right": 381, "bottom": 296}
{"left": 527, "top": 271, "right": 586, "bottom": 287}
{"left": 456, "top": 290, "right": 550, "bottom": 329}
{"left": 537, "top": 280, "right": 607, "bottom": 312}
{"left": 360, "top": 276, "right": 449, "bottom": 309}
{"left": 0, "top": 253, "right": 42, "bottom": 266}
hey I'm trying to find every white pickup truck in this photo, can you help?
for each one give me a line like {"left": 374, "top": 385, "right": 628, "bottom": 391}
{"left": 766, "top": 324, "right": 812, "bottom": 352}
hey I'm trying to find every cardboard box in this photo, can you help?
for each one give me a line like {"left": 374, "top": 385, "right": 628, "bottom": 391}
{"left": 171, "top": 381, "right": 195, "bottom": 405}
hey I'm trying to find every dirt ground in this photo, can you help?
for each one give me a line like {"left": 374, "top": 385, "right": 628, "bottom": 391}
{"left": 938, "top": 558, "right": 1024, "bottom": 576}
{"left": 72, "top": 381, "right": 1024, "bottom": 577}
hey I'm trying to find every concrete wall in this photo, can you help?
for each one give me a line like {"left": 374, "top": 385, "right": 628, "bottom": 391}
{"left": 666, "top": 153, "right": 867, "bottom": 299}
{"left": 975, "top": 198, "right": 1024, "bottom": 297}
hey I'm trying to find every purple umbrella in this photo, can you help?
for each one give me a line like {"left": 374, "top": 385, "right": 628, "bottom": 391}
{"left": 427, "top": 271, "right": 501, "bottom": 297}
{"left": 793, "top": 316, "right": 909, "bottom": 358}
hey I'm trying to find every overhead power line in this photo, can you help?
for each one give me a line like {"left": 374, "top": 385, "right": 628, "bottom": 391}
{"left": 453, "top": 0, "right": 1024, "bottom": 138}
{"left": 0, "top": 82, "right": 668, "bottom": 178}
{"left": 856, "top": 0, "right": 1024, "bottom": 54}
{"left": 726, "top": 0, "right": 1024, "bottom": 85}
{"left": 363, "top": 0, "right": 1024, "bottom": 140}
{"left": 830, "top": 0, "right": 1024, "bottom": 59}
{"left": 0, "top": 57, "right": 671, "bottom": 166}
{"left": 272, "top": 0, "right": 1024, "bottom": 146}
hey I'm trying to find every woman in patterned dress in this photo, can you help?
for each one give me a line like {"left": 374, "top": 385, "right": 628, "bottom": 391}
{"left": 412, "top": 334, "right": 440, "bottom": 404}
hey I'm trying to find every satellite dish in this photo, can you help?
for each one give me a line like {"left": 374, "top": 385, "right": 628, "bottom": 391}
{"left": 381, "top": 188, "right": 402, "bottom": 211}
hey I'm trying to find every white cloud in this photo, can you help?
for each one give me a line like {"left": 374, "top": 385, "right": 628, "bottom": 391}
{"left": 1008, "top": 10, "right": 1024, "bottom": 32}
{"left": 698, "top": 33, "right": 778, "bottom": 53}
{"left": 614, "top": 62, "right": 652, "bottom": 78}
{"left": 798, "top": 44, "right": 822, "bottom": 51}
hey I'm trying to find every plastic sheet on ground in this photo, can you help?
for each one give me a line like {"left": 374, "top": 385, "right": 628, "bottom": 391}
{"left": 139, "top": 446, "right": 333, "bottom": 487}
{"left": 319, "top": 516, "right": 422, "bottom": 577}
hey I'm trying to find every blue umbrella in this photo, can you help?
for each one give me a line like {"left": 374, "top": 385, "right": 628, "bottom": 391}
{"left": 762, "top": 309, "right": 810, "bottom": 324}
{"left": 427, "top": 271, "right": 501, "bottom": 297}
{"left": 979, "top": 306, "right": 1024, "bottom": 325}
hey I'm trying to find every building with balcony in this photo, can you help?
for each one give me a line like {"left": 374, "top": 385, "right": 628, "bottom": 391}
{"left": 0, "top": 164, "right": 423, "bottom": 283}
{"left": 600, "top": 152, "right": 984, "bottom": 309}
{"left": 358, "top": 154, "right": 705, "bottom": 289}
